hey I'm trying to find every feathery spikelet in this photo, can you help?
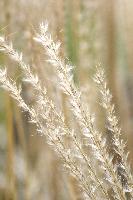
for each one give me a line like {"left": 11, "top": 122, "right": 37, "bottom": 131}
{"left": 0, "top": 21, "right": 132, "bottom": 200}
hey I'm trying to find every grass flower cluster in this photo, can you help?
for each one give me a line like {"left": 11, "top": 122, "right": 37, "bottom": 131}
{"left": 0, "top": 22, "right": 132, "bottom": 200}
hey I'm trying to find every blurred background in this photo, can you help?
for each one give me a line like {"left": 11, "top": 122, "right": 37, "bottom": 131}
{"left": 0, "top": 0, "right": 133, "bottom": 199}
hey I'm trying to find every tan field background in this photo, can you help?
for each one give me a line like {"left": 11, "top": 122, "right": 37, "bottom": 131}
{"left": 0, "top": 0, "right": 133, "bottom": 199}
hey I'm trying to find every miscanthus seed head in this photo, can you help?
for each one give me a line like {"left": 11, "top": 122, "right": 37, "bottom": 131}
{"left": 0, "top": 21, "right": 132, "bottom": 200}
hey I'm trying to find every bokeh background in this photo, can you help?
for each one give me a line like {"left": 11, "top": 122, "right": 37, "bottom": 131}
{"left": 0, "top": 0, "right": 133, "bottom": 199}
